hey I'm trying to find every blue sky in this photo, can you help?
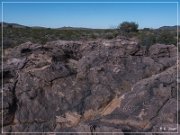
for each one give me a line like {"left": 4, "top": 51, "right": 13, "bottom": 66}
{"left": 1, "top": 0, "right": 179, "bottom": 29}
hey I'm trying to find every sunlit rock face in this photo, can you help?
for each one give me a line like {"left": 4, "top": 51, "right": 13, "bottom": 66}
{"left": 1, "top": 38, "right": 179, "bottom": 134}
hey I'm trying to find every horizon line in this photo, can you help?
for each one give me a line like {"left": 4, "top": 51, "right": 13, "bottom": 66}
{"left": 2, "top": 21, "right": 180, "bottom": 29}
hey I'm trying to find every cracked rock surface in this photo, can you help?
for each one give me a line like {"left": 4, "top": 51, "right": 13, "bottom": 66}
{"left": 1, "top": 38, "right": 179, "bottom": 134}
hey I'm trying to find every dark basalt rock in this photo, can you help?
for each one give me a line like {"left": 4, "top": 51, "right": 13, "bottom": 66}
{"left": 1, "top": 38, "right": 179, "bottom": 134}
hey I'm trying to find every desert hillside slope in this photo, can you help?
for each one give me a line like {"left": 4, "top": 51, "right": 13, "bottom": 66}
{"left": 1, "top": 37, "right": 179, "bottom": 134}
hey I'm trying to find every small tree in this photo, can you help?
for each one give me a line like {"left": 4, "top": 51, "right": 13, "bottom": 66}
{"left": 118, "top": 21, "right": 139, "bottom": 33}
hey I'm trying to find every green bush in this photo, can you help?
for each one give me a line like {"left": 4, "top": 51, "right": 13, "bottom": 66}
{"left": 156, "top": 30, "right": 176, "bottom": 45}
{"left": 138, "top": 29, "right": 177, "bottom": 47}
{"left": 118, "top": 21, "right": 139, "bottom": 33}
{"left": 90, "top": 33, "right": 98, "bottom": 39}
{"left": 104, "top": 32, "right": 115, "bottom": 39}
{"left": 138, "top": 32, "right": 156, "bottom": 47}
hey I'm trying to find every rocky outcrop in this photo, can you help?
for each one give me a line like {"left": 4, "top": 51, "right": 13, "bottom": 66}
{"left": 1, "top": 38, "right": 179, "bottom": 134}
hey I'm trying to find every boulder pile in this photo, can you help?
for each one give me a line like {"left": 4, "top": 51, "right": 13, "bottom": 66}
{"left": 1, "top": 38, "right": 179, "bottom": 134}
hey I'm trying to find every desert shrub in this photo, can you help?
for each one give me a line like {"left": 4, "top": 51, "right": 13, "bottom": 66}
{"left": 118, "top": 21, "right": 139, "bottom": 33}
{"left": 138, "top": 29, "right": 177, "bottom": 48}
{"left": 90, "top": 33, "right": 98, "bottom": 39}
{"left": 40, "top": 36, "right": 48, "bottom": 44}
{"left": 104, "top": 32, "right": 115, "bottom": 39}
{"left": 156, "top": 30, "right": 176, "bottom": 45}
{"left": 138, "top": 32, "right": 156, "bottom": 47}
{"left": 105, "top": 31, "right": 119, "bottom": 39}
